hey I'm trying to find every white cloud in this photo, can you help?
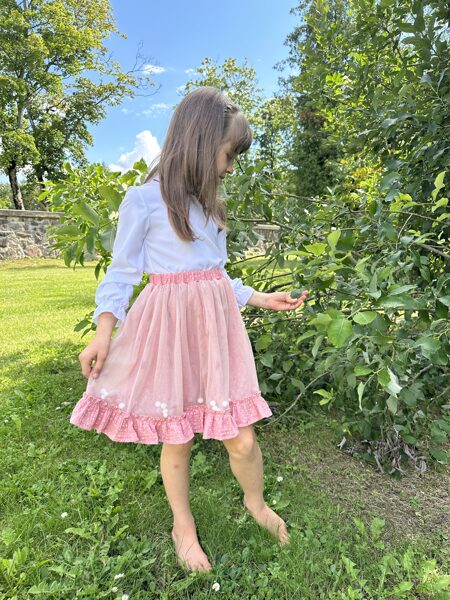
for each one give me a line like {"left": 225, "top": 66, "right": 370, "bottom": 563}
{"left": 184, "top": 68, "right": 195, "bottom": 74}
{"left": 143, "top": 64, "right": 167, "bottom": 75}
{"left": 138, "top": 103, "right": 173, "bottom": 117}
{"left": 176, "top": 84, "right": 186, "bottom": 95}
{"left": 109, "top": 130, "right": 161, "bottom": 172}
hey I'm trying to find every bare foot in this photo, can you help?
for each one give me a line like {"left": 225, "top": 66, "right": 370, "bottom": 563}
{"left": 243, "top": 495, "right": 291, "bottom": 545}
{"left": 171, "top": 525, "right": 213, "bottom": 572}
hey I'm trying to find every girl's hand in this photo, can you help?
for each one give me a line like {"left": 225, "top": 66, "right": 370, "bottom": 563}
{"left": 264, "top": 289, "right": 309, "bottom": 311}
{"left": 79, "top": 334, "right": 111, "bottom": 380}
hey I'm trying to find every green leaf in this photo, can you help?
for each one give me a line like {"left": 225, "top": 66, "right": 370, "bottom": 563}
{"left": 99, "top": 224, "right": 116, "bottom": 253}
{"left": 380, "top": 171, "right": 401, "bottom": 190}
{"left": 313, "top": 389, "right": 333, "bottom": 405}
{"left": 256, "top": 334, "right": 272, "bottom": 351}
{"left": 370, "top": 517, "right": 385, "bottom": 538}
{"left": 378, "top": 367, "right": 402, "bottom": 397}
{"left": 354, "top": 365, "right": 373, "bottom": 376}
{"left": 327, "top": 229, "right": 341, "bottom": 252}
{"left": 133, "top": 158, "right": 148, "bottom": 173}
{"left": 304, "top": 242, "right": 328, "bottom": 256}
{"left": 429, "top": 447, "right": 448, "bottom": 463}
{"left": 375, "top": 294, "right": 417, "bottom": 309}
{"left": 57, "top": 223, "right": 81, "bottom": 237}
{"left": 254, "top": 159, "right": 266, "bottom": 173}
{"left": 260, "top": 352, "right": 274, "bottom": 367}
{"left": 98, "top": 185, "right": 122, "bottom": 210}
{"left": 386, "top": 396, "right": 398, "bottom": 414}
{"left": 431, "top": 197, "right": 448, "bottom": 212}
{"left": 414, "top": 336, "right": 441, "bottom": 359}
{"left": 387, "top": 284, "right": 417, "bottom": 295}
{"left": 437, "top": 295, "right": 450, "bottom": 307}
{"left": 434, "top": 170, "right": 446, "bottom": 191}
{"left": 352, "top": 311, "right": 378, "bottom": 324}
{"left": 357, "top": 381, "right": 366, "bottom": 410}
{"left": 312, "top": 334, "right": 324, "bottom": 358}
{"left": 327, "top": 316, "right": 353, "bottom": 348}
{"left": 72, "top": 201, "right": 100, "bottom": 226}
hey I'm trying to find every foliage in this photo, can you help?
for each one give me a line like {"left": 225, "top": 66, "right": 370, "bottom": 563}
{"left": 0, "top": 0, "right": 154, "bottom": 206}
{"left": 42, "top": 159, "right": 150, "bottom": 334}
{"left": 237, "top": 0, "right": 450, "bottom": 474}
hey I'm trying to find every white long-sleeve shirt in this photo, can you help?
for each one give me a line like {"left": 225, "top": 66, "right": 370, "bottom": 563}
{"left": 93, "top": 178, "right": 255, "bottom": 327}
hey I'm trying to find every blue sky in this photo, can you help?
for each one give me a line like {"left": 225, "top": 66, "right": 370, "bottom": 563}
{"left": 87, "top": 0, "right": 299, "bottom": 172}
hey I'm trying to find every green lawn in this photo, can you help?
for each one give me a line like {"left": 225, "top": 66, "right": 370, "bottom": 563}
{"left": 0, "top": 258, "right": 448, "bottom": 599}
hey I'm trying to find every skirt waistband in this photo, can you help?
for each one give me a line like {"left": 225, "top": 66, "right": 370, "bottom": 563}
{"left": 147, "top": 268, "right": 225, "bottom": 285}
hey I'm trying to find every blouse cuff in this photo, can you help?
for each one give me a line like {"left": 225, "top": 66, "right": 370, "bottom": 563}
{"left": 93, "top": 281, "right": 134, "bottom": 327}
{"left": 232, "top": 280, "right": 255, "bottom": 308}
{"left": 93, "top": 302, "right": 127, "bottom": 327}
{"left": 221, "top": 267, "right": 255, "bottom": 308}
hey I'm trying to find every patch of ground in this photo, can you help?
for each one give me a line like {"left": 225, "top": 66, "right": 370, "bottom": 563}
{"left": 258, "top": 417, "right": 449, "bottom": 550}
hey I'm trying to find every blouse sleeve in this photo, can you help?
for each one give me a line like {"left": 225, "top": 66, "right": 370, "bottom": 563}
{"left": 221, "top": 268, "right": 255, "bottom": 308}
{"left": 93, "top": 186, "right": 150, "bottom": 328}
{"left": 217, "top": 228, "right": 255, "bottom": 309}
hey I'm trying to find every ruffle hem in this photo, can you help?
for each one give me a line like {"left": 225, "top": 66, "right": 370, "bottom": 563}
{"left": 69, "top": 390, "right": 273, "bottom": 444}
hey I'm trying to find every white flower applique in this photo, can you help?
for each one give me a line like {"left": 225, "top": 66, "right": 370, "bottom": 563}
{"left": 100, "top": 388, "right": 109, "bottom": 399}
{"left": 209, "top": 398, "right": 230, "bottom": 412}
{"left": 155, "top": 401, "right": 169, "bottom": 417}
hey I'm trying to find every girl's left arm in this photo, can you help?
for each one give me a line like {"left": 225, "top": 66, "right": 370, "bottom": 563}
{"left": 247, "top": 289, "right": 310, "bottom": 311}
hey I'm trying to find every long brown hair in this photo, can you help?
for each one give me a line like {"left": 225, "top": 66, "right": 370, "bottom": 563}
{"left": 143, "top": 86, "right": 253, "bottom": 241}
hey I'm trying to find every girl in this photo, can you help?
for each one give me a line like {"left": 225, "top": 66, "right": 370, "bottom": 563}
{"left": 71, "top": 86, "right": 309, "bottom": 573}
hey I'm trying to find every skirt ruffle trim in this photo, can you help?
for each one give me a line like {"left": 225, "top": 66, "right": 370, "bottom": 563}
{"left": 69, "top": 390, "right": 273, "bottom": 445}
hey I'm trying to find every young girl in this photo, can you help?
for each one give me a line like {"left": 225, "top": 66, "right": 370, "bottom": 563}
{"left": 70, "top": 86, "right": 309, "bottom": 573}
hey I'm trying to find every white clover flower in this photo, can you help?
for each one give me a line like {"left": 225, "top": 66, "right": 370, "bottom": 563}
{"left": 111, "top": 587, "right": 118, "bottom": 593}
{"left": 277, "top": 476, "right": 283, "bottom": 482}
{"left": 212, "top": 582, "right": 220, "bottom": 591}
{"left": 114, "top": 573, "right": 124, "bottom": 580}
{"left": 272, "top": 499, "right": 277, "bottom": 505}
{"left": 122, "top": 595, "right": 129, "bottom": 600}
{"left": 60, "top": 512, "right": 68, "bottom": 518}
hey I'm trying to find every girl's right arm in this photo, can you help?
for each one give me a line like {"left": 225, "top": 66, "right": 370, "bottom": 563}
{"left": 79, "top": 187, "right": 150, "bottom": 379}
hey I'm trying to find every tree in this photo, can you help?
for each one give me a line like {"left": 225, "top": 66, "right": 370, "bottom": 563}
{"left": 0, "top": 0, "right": 157, "bottom": 209}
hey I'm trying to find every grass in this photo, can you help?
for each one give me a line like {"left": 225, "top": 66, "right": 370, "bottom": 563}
{"left": 0, "top": 258, "right": 448, "bottom": 599}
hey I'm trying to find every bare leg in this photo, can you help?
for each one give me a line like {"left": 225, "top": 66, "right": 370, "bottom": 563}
{"left": 223, "top": 425, "right": 290, "bottom": 545}
{"left": 160, "top": 438, "right": 213, "bottom": 571}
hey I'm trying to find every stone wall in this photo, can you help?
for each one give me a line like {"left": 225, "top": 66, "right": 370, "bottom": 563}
{"left": 0, "top": 208, "right": 280, "bottom": 261}
{"left": 0, "top": 209, "right": 63, "bottom": 260}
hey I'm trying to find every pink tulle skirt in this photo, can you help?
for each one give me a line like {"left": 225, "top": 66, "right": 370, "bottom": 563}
{"left": 69, "top": 267, "right": 273, "bottom": 445}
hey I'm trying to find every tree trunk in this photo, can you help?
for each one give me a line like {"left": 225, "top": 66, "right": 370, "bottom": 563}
{"left": 35, "top": 165, "right": 50, "bottom": 207}
{"left": 8, "top": 161, "right": 25, "bottom": 210}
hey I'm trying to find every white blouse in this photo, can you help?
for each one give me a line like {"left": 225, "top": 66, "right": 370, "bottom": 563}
{"left": 93, "top": 178, "right": 255, "bottom": 327}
